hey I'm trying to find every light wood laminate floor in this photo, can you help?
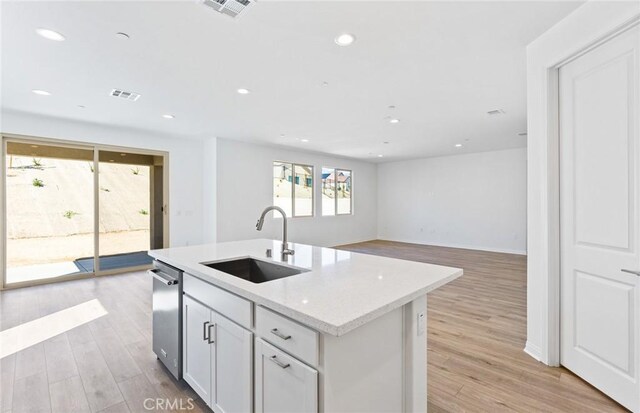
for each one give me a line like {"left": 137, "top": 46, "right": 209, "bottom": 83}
{"left": 0, "top": 271, "right": 207, "bottom": 413}
{"left": 337, "top": 240, "right": 627, "bottom": 413}
{"left": 0, "top": 241, "right": 627, "bottom": 412}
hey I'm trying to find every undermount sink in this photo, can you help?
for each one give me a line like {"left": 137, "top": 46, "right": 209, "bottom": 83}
{"left": 202, "top": 258, "right": 309, "bottom": 284}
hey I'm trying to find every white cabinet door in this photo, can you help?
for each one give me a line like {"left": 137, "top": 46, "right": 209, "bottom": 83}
{"left": 255, "top": 338, "right": 317, "bottom": 413}
{"left": 560, "top": 25, "right": 640, "bottom": 412}
{"left": 211, "top": 312, "right": 253, "bottom": 413}
{"left": 183, "top": 295, "right": 212, "bottom": 404}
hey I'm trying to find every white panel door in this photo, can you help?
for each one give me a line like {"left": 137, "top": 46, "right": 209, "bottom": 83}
{"left": 560, "top": 25, "right": 640, "bottom": 412}
{"left": 211, "top": 312, "right": 253, "bottom": 413}
{"left": 255, "top": 338, "right": 318, "bottom": 413}
{"left": 183, "top": 295, "right": 212, "bottom": 404}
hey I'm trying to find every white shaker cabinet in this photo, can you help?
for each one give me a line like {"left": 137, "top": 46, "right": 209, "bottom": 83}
{"left": 212, "top": 314, "right": 253, "bottom": 413}
{"left": 183, "top": 294, "right": 253, "bottom": 413}
{"left": 183, "top": 295, "right": 212, "bottom": 402}
{"left": 255, "top": 338, "right": 318, "bottom": 413}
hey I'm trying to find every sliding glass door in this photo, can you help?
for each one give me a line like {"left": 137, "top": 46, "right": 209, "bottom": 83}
{"left": 2, "top": 136, "right": 167, "bottom": 288}
{"left": 97, "top": 150, "right": 161, "bottom": 272}
{"left": 4, "top": 141, "right": 95, "bottom": 284}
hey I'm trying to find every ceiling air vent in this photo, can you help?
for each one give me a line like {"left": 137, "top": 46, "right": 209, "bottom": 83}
{"left": 201, "top": 0, "right": 254, "bottom": 18}
{"left": 110, "top": 89, "right": 141, "bottom": 101}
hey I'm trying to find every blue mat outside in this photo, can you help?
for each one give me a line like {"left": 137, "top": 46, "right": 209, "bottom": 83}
{"left": 75, "top": 251, "right": 152, "bottom": 272}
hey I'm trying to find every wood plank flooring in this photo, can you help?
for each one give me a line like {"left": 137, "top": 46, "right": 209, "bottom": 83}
{"left": 337, "top": 240, "right": 627, "bottom": 413}
{"left": 0, "top": 241, "right": 628, "bottom": 412}
{"left": 0, "top": 272, "right": 208, "bottom": 413}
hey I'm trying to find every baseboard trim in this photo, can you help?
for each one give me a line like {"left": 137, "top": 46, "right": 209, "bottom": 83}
{"left": 524, "top": 341, "right": 543, "bottom": 362}
{"left": 375, "top": 237, "right": 527, "bottom": 256}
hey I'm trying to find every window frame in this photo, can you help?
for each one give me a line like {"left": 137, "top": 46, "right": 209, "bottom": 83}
{"left": 272, "top": 161, "right": 315, "bottom": 218}
{"left": 321, "top": 167, "right": 353, "bottom": 216}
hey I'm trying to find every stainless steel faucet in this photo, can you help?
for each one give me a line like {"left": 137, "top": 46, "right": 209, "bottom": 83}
{"left": 256, "top": 206, "right": 295, "bottom": 260}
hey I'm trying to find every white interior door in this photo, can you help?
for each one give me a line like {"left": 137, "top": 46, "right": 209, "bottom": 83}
{"left": 560, "top": 25, "right": 640, "bottom": 412}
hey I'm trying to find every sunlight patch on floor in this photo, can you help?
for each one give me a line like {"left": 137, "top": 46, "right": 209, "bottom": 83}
{"left": 7, "top": 261, "right": 85, "bottom": 284}
{"left": 0, "top": 298, "right": 108, "bottom": 359}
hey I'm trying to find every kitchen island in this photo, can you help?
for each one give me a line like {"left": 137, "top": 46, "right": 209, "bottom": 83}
{"left": 149, "top": 239, "right": 462, "bottom": 413}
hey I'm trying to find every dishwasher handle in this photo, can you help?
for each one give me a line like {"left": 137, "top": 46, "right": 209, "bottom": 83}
{"left": 149, "top": 269, "right": 179, "bottom": 286}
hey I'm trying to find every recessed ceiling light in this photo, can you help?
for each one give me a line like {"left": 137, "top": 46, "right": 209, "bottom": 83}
{"left": 162, "top": 114, "right": 175, "bottom": 119}
{"left": 35, "top": 28, "right": 65, "bottom": 41}
{"left": 300, "top": 139, "right": 309, "bottom": 143}
{"left": 32, "top": 89, "right": 51, "bottom": 96}
{"left": 237, "top": 88, "right": 250, "bottom": 95}
{"left": 389, "top": 118, "right": 399, "bottom": 124}
{"left": 378, "top": 154, "right": 384, "bottom": 158}
{"left": 334, "top": 33, "right": 356, "bottom": 46}
{"left": 455, "top": 143, "right": 462, "bottom": 148}
{"left": 116, "top": 32, "right": 130, "bottom": 40}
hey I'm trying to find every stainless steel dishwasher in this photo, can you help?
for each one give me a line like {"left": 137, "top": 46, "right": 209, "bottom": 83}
{"left": 149, "top": 260, "right": 182, "bottom": 380}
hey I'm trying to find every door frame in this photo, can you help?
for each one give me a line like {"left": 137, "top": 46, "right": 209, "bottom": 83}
{"left": 0, "top": 133, "right": 170, "bottom": 290}
{"left": 526, "top": 4, "right": 640, "bottom": 366}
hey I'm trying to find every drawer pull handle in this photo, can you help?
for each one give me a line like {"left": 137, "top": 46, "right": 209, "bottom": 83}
{"left": 269, "top": 355, "right": 290, "bottom": 369}
{"left": 621, "top": 269, "right": 640, "bottom": 276}
{"left": 208, "top": 323, "right": 216, "bottom": 344}
{"left": 270, "top": 328, "right": 291, "bottom": 341}
{"left": 203, "top": 321, "right": 210, "bottom": 341}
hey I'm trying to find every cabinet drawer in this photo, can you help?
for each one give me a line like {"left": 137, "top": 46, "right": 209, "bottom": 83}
{"left": 183, "top": 273, "right": 253, "bottom": 329}
{"left": 256, "top": 306, "right": 318, "bottom": 367}
{"left": 255, "top": 338, "right": 318, "bottom": 413}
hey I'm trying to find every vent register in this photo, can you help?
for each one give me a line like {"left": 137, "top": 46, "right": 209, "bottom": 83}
{"left": 110, "top": 89, "right": 141, "bottom": 101}
{"left": 201, "top": 0, "right": 254, "bottom": 18}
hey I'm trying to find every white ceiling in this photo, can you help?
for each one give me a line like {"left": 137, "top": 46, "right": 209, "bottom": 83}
{"left": 1, "top": 0, "right": 583, "bottom": 162}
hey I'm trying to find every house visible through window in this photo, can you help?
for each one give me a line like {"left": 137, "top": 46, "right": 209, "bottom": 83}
{"left": 322, "top": 168, "right": 352, "bottom": 215}
{"left": 273, "top": 161, "right": 314, "bottom": 217}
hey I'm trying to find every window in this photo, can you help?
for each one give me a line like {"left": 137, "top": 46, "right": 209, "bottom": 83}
{"left": 322, "top": 168, "right": 352, "bottom": 215}
{"left": 273, "top": 161, "right": 313, "bottom": 217}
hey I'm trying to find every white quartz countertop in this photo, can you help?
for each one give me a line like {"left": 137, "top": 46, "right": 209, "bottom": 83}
{"left": 149, "top": 239, "right": 462, "bottom": 336}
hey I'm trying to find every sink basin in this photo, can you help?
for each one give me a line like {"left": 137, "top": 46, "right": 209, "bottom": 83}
{"left": 202, "top": 258, "right": 308, "bottom": 284}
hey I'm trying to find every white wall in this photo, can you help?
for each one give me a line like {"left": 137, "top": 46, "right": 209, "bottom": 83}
{"left": 377, "top": 148, "right": 527, "bottom": 254}
{"left": 1, "top": 110, "right": 208, "bottom": 248}
{"left": 202, "top": 136, "right": 217, "bottom": 244}
{"left": 526, "top": 2, "right": 639, "bottom": 365}
{"left": 216, "top": 138, "right": 378, "bottom": 247}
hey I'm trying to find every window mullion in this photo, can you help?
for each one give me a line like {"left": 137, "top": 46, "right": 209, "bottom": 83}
{"left": 291, "top": 163, "right": 295, "bottom": 217}
{"left": 334, "top": 168, "right": 338, "bottom": 215}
